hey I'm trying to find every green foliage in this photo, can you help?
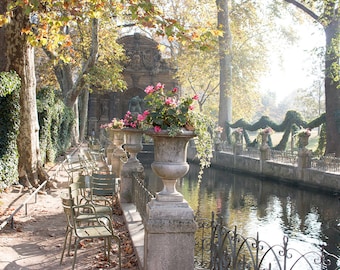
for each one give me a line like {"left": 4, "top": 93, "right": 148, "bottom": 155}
{"left": 0, "top": 72, "right": 21, "bottom": 190}
{"left": 37, "top": 87, "right": 74, "bottom": 163}
{"left": 227, "top": 110, "right": 326, "bottom": 151}
{"left": 315, "top": 124, "right": 326, "bottom": 156}
{"left": 0, "top": 71, "right": 21, "bottom": 97}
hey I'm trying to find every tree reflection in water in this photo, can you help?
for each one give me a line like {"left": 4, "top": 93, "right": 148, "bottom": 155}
{"left": 143, "top": 163, "right": 340, "bottom": 262}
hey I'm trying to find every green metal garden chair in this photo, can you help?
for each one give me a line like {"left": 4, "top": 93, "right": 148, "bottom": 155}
{"left": 68, "top": 181, "right": 113, "bottom": 220}
{"left": 59, "top": 194, "right": 121, "bottom": 270}
{"left": 64, "top": 154, "right": 87, "bottom": 184}
{"left": 90, "top": 173, "right": 120, "bottom": 208}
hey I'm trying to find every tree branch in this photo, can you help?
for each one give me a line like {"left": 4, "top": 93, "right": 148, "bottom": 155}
{"left": 67, "top": 18, "right": 99, "bottom": 106}
{"left": 284, "top": 0, "right": 319, "bottom": 22}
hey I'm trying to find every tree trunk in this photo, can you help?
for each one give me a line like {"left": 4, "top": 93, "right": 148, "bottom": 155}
{"left": 217, "top": 0, "right": 233, "bottom": 139}
{"left": 3, "top": 5, "right": 41, "bottom": 187}
{"left": 49, "top": 18, "right": 99, "bottom": 145}
{"left": 324, "top": 21, "right": 340, "bottom": 155}
{"left": 79, "top": 89, "right": 90, "bottom": 141}
{"left": 0, "top": 3, "right": 7, "bottom": 71}
{"left": 72, "top": 98, "right": 80, "bottom": 145}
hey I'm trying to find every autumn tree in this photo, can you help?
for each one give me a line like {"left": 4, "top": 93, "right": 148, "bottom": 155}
{"left": 0, "top": 2, "right": 41, "bottom": 186}
{"left": 283, "top": 0, "right": 340, "bottom": 155}
{"left": 0, "top": 0, "right": 219, "bottom": 187}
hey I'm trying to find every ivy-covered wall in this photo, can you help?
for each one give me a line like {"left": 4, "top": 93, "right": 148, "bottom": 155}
{"left": 37, "top": 87, "right": 74, "bottom": 163}
{"left": 0, "top": 71, "right": 21, "bottom": 190}
{"left": 226, "top": 110, "right": 326, "bottom": 153}
{"left": 0, "top": 80, "right": 74, "bottom": 190}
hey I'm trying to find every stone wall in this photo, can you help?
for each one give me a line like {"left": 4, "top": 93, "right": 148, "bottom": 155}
{"left": 187, "top": 147, "right": 340, "bottom": 193}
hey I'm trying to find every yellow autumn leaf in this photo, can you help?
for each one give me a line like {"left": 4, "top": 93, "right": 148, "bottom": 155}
{"left": 158, "top": 44, "right": 166, "bottom": 52}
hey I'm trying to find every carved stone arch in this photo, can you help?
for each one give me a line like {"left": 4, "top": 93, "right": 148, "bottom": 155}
{"left": 87, "top": 33, "right": 178, "bottom": 137}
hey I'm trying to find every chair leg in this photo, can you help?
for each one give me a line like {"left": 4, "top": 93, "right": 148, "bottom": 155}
{"left": 112, "top": 235, "right": 121, "bottom": 270}
{"left": 60, "top": 226, "right": 71, "bottom": 265}
{"left": 72, "top": 238, "right": 79, "bottom": 270}
{"left": 107, "top": 237, "right": 111, "bottom": 261}
{"left": 67, "top": 229, "right": 73, "bottom": 256}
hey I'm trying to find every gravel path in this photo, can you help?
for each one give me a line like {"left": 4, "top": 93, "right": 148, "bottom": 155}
{"left": 0, "top": 148, "right": 139, "bottom": 270}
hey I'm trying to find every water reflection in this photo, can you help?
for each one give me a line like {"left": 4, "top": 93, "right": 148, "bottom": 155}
{"left": 143, "top": 163, "right": 340, "bottom": 260}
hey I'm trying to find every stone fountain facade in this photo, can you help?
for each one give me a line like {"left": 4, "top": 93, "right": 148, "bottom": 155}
{"left": 87, "top": 33, "right": 178, "bottom": 138}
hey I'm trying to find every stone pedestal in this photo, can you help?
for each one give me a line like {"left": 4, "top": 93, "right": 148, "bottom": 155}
{"left": 298, "top": 148, "right": 311, "bottom": 169}
{"left": 233, "top": 143, "right": 242, "bottom": 155}
{"left": 120, "top": 160, "right": 145, "bottom": 203}
{"left": 144, "top": 199, "right": 197, "bottom": 270}
{"left": 260, "top": 133, "right": 270, "bottom": 161}
{"left": 143, "top": 130, "right": 197, "bottom": 270}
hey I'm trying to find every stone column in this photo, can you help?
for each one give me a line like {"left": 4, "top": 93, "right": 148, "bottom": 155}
{"left": 120, "top": 162, "right": 144, "bottom": 203}
{"left": 298, "top": 136, "right": 311, "bottom": 169}
{"left": 120, "top": 129, "right": 144, "bottom": 203}
{"left": 260, "top": 133, "right": 270, "bottom": 161}
{"left": 144, "top": 200, "right": 197, "bottom": 270}
{"left": 144, "top": 131, "right": 197, "bottom": 270}
{"left": 259, "top": 133, "right": 270, "bottom": 173}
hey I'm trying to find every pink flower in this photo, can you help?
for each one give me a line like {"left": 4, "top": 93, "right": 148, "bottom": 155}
{"left": 154, "top": 126, "right": 162, "bottom": 133}
{"left": 192, "top": 94, "right": 199, "bottom": 100}
{"left": 172, "top": 87, "right": 178, "bottom": 93}
{"left": 189, "top": 105, "right": 194, "bottom": 110}
{"left": 165, "top": 97, "right": 176, "bottom": 106}
{"left": 143, "top": 110, "right": 150, "bottom": 116}
{"left": 145, "top": 85, "right": 155, "bottom": 94}
{"left": 137, "top": 113, "right": 146, "bottom": 121}
{"left": 155, "top": 83, "right": 164, "bottom": 90}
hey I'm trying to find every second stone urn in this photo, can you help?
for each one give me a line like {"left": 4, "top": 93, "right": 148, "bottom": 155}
{"left": 123, "top": 128, "right": 143, "bottom": 165}
{"left": 146, "top": 129, "right": 195, "bottom": 202}
{"left": 108, "top": 129, "right": 126, "bottom": 176}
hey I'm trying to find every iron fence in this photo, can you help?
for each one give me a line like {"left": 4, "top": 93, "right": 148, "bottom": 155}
{"left": 218, "top": 145, "right": 340, "bottom": 173}
{"left": 241, "top": 147, "right": 260, "bottom": 159}
{"left": 131, "top": 172, "right": 155, "bottom": 221}
{"left": 195, "top": 212, "right": 340, "bottom": 270}
{"left": 270, "top": 150, "right": 298, "bottom": 166}
{"left": 311, "top": 154, "right": 340, "bottom": 173}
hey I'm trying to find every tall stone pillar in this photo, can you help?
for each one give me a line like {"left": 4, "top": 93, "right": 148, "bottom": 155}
{"left": 144, "top": 200, "right": 197, "bottom": 270}
{"left": 143, "top": 131, "right": 197, "bottom": 270}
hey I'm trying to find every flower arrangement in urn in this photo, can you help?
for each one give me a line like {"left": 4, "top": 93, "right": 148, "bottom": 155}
{"left": 259, "top": 127, "right": 273, "bottom": 135}
{"left": 123, "top": 110, "right": 149, "bottom": 129}
{"left": 296, "top": 128, "right": 311, "bottom": 138}
{"left": 100, "top": 117, "right": 124, "bottom": 130}
{"left": 232, "top": 127, "right": 243, "bottom": 143}
{"left": 143, "top": 82, "right": 214, "bottom": 173}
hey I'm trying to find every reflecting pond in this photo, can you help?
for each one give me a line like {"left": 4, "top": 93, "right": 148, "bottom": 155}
{"left": 143, "top": 163, "right": 340, "bottom": 262}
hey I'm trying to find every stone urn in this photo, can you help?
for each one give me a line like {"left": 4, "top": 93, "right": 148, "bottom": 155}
{"left": 297, "top": 134, "right": 311, "bottom": 168}
{"left": 108, "top": 129, "right": 125, "bottom": 151}
{"left": 298, "top": 135, "right": 310, "bottom": 149}
{"left": 123, "top": 128, "right": 143, "bottom": 164}
{"left": 214, "top": 131, "right": 223, "bottom": 151}
{"left": 146, "top": 129, "right": 195, "bottom": 202}
{"left": 108, "top": 129, "right": 127, "bottom": 176}
{"left": 260, "top": 132, "right": 270, "bottom": 160}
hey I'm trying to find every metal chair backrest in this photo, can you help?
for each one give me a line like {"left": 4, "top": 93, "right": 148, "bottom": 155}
{"left": 60, "top": 193, "right": 75, "bottom": 229}
{"left": 91, "top": 173, "right": 118, "bottom": 197}
{"left": 68, "top": 182, "right": 89, "bottom": 206}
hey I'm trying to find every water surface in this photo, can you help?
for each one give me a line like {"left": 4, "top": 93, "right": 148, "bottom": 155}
{"left": 143, "top": 163, "right": 340, "bottom": 261}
